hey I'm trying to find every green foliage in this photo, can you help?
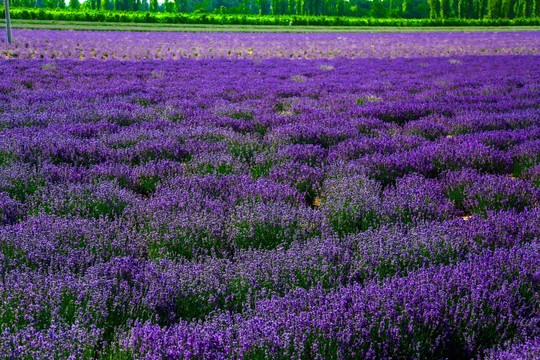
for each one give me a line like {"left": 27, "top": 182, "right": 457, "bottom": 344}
{"left": 328, "top": 207, "right": 380, "bottom": 235}
{"left": 4, "top": 7, "right": 540, "bottom": 23}
{"left": 148, "top": 224, "right": 222, "bottom": 260}
{"left": 429, "top": 0, "right": 441, "bottom": 18}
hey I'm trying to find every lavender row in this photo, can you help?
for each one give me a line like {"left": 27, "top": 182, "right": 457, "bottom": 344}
{"left": 2, "top": 208, "right": 539, "bottom": 308}
{"left": 1, "top": 30, "right": 539, "bottom": 60}
{"left": 2, "top": 167, "right": 539, "bottom": 245}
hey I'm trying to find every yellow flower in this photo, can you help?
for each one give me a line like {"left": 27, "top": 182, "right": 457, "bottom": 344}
{"left": 313, "top": 197, "right": 321, "bottom": 207}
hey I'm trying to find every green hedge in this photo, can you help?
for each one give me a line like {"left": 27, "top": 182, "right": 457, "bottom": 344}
{"left": 3, "top": 8, "right": 540, "bottom": 26}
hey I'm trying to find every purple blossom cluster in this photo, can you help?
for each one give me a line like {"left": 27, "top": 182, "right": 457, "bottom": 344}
{"left": 0, "top": 41, "right": 539, "bottom": 359}
{"left": 484, "top": 337, "right": 540, "bottom": 359}
{"left": 0, "top": 30, "right": 539, "bottom": 60}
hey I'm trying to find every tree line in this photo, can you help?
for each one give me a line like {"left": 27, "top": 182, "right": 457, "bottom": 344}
{"left": 2, "top": 0, "right": 539, "bottom": 19}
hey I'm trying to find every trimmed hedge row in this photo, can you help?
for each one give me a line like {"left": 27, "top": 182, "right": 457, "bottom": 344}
{"left": 5, "top": 8, "right": 540, "bottom": 26}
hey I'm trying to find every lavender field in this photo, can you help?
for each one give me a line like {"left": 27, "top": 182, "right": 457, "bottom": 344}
{"left": 0, "top": 31, "right": 539, "bottom": 359}
{"left": 2, "top": 30, "right": 539, "bottom": 60}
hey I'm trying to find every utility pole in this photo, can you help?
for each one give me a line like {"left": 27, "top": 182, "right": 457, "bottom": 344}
{"left": 5, "top": 0, "right": 12, "bottom": 44}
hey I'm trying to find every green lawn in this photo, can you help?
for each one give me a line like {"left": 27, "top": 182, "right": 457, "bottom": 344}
{"left": 2, "top": 19, "right": 540, "bottom": 32}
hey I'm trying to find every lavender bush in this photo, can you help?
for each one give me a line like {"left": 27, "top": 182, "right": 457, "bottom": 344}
{"left": 0, "top": 30, "right": 539, "bottom": 359}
